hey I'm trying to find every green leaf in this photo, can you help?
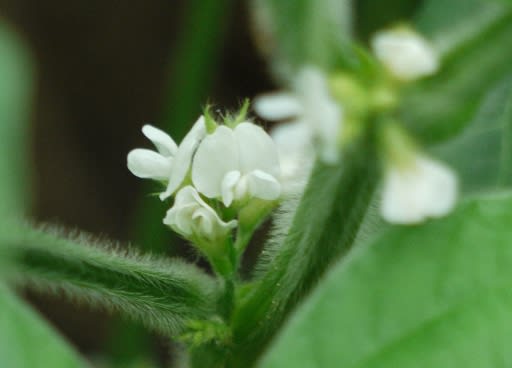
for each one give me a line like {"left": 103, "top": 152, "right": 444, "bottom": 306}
{"left": 261, "top": 192, "right": 512, "bottom": 367}
{"left": 355, "top": 0, "right": 421, "bottom": 41}
{"left": 251, "top": 0, "right": 353, "bottom": 78}
{"left": 415, "top": 0, "right": 506, "bottom": 56}
{"left": 6, "top": 223, "right": 219, "bottom": 337}
{"left": 401, "top": 3, "right": 512, "bottom": 143}
{"left": 0, "top": 22, "right": 33, "bottom": 216}
{"left": 433, "top": 76, "right": 512, "bottom": 194}
{"left": 0, "top": 285, "right": 87, "bottom": 368}
{"left": 226, "top": 139, "right": 379, "bottom": 366}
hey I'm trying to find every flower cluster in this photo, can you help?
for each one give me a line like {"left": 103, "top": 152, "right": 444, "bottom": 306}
{"left": 253, "top": 25, "right": 457, "bottom": 225}
{"left": 128, "top": 113, "right": 281, "bottom": 271}
{"left": 371, "top": 27, "right": 457, "bottom": 224}
{"left": 129, "top": 24, "right": 459, "bottom": 261}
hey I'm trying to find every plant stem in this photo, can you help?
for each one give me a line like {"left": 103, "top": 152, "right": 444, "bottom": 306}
{"left": 228, "top": 138, "right": 379, "bottom": 366}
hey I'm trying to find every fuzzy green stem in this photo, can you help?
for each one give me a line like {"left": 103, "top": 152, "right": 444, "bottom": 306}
{"left": 228, "top": 137, "right": 379, "bottom": 366}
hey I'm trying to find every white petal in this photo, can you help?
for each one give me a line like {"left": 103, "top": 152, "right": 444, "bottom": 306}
{"left": 127, "top": 148, "right": 173, "bottom": 180}
{"left": 294, "top": 67, "right": 329, "bottom": 101}
{"left": 372, "top": 29, "right": 439, "bottom": 81}
{"left": 381, "top": 168, "right": 426, "bottom": 224}
{"left": 221, "top": 170, "right": 241, "bottom": 207}
{"left": 163, "top": 187, "right": 197, "bottom": 235}
{"left": 246, "top": 170, "right": 281, "bottom": 201}
{"left": 163, "top": 186, "right": 237, "bottom": 239}
{"left": 192, "top": 125, "right": 239, "bottom": 199}
{"left": 316, "top": 101, "right": 342, "bottom": 164}
{"left": 234, "top": 122, "right": 281, "bottom": 178}
{"left": 271, "top": 121, "right": 312, "bottom": 157}
{"left": 253, "top": 93, "right": 302, "bottom": 121}
{"left": 294, "top": 66, "right": 342, "bottom": 164}
{"left": 415, "top": 157, "right": 457, "bottom": 217}
{"left": 160, "top": 116, "right": 207, "bottom": 200}
{"left": 192, "top": 207, "right": 214, "bottom": 235}
{"left": 270, "top": 122, "right": 313, "bottom": 190}
{"left": 380, "top": 156, "right": 457, "bottom": 224}
{"left": 142, "top": 125, "right": 178, "bottom": 156}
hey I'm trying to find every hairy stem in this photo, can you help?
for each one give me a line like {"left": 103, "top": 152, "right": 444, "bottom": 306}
{"left": 5, "top": 224, "right": 220, "bottom": 337}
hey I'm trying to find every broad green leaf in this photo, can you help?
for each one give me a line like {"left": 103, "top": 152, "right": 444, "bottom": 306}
{"left": 0, "top": 22, "right": 33, "bottom": 216}
{"left": 261, "top": 192, "right": 512, "bottom": 368}
{"left": 416, "top": 0, "right": 506, "bottom": 56}
{"left": 402, "top": 4, "right": 512, "bottom": 143}
{"left": 0, "top": 285, "right": 86, "bottom": 368}
{"left": 355, "top": 0, "right": 421, "bottom": 41}
{"left": 7, "top": 223, "right": 219, "bottom": 337}
{"left": 226, "top": 140, "right": 379, "bottom": 366}
{"left": 251, "top": 0, "right": 352, "bottom": 79}
{"left": 433, "top": 76, "right": 512, "bottom": 194}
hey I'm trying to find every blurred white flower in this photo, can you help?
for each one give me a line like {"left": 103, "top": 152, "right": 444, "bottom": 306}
{"left": 371, "top": 28, "right": 439, "bottom": 81}
{"left": 192, "top": 122, "right": 281, "bottom": 207}
{"left": 380, "top": 155, "right": 457, "bottom": 224}
{"left": 127, "top": 125, "right": 178, "bottom": 181}
{"left": 270, "top": 121, "right": 313, "bottom": 194}
{"left": 164, "top": 186, "right": 237, "bottom": 240}
{"left": 254, "top": 66, "right": 342, "bottom": 164}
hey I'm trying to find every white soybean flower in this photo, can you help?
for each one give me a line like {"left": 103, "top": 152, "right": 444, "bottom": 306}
{"left": 127, "top": 125, "right": 177, "bottom": 181}
{"left": 164, "top": 186, "right": 237, "bottom": 241}
{"left": 254, "top": 66, "right": 342, "bottom": 164}
{"left": 371, "top": 27, "right": 439, "bottom": 82}
{"left": 192, "top": 122, "right": 281, "bottom": 207}
{"left": 380, "top": 154, "right": 458, "bottom": 224}
{"left": 127, "top": 116, "right": 207, "bottom": 200}
{"left": 270, "top": 121, "right": 314, "bottom": 194}
{"left": 160, "top": 116, "right": 207, "bottom": 200}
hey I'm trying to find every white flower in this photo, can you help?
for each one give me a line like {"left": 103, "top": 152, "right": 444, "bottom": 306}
{"left": 270, "top": 121, "right": 314, "bottom": 194}
{"left": 126, "top": 116, "right": 207, "bottom": 199}
{"left": 160, "top": 116, "right": 207, "bottom": 200}
{"left": 127, "top": 125, "right": 178, "bottom": 181}
{"left": 163, "top": 186, "right": 237, "bottom": 240}
{"left": 192, "top": 122, "right": 281, "bottom": 207}
{"left": 254, "top": 66, "right": 342, "bottom": 164}
{"left": 371, "top": 28, "right": 439, "bottom": 81}
{"left": 380, "top": 155, "right": 457, "bottom": 224}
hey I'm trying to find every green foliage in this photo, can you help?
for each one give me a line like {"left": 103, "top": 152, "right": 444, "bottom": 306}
{"left": 434, "top": 76, "right": 512, "bottom": 194}
{"left": 402, "top": 1, "right": 512, "bottom": 143}
{"left": 415, "top": 0, "right": 506, "bottom": 56}
{"left": 261, "top": 192, "right": 512, "bottom": 367}
{"left": 251, "top": 0, "right": 352, "bottom": 79}
{"left": 355, "top": 0, "right": 421, "bottom": 41}
{"left": 226, "top": 140, "right": 378, "bottom": 366}
{"left": 7, "top": 223, "right": 219, "bottom": 337}
{"left": 3, "top": 0, "right": 512, "bottom": 366}
{"left": 0, "top": 285, "right": 87, "bottom": 368}
{"left": 0, "top": 22, "right": 33, "bottom": 216}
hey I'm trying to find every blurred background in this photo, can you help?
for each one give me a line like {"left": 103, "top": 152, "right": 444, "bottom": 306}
{"left": 0, "top": 0, "right": 419, "bottom": 365}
